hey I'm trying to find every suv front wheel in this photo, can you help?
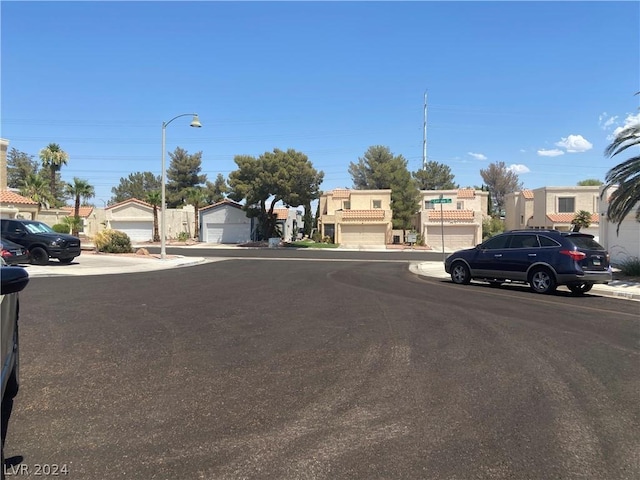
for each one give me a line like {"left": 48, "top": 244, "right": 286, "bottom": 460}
{"left": 529, "top": 267, "right": 557, "bottom": 294}
{"left": 450, "top": 262, "right": 471, "bottom": 285}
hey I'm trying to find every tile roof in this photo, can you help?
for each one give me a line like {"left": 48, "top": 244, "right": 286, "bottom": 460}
{"left": 522, "top": 189, "right": 534, "bottom": 199}
{"left": 61, "top": 206, "right": 94, "bottom": 218}
{"left": 331, "top": 188, "right": 351, "bottom": 199}
{"left": 342, "top": 209, "right": 386, "bottom": 220}
{"left": 0, "top": 190, "right": 38, "bottom": 205}
{"left": 105, "top": 198, "right": 152, "bottom": 210}
{"left": 273, "top": 208, "right": 290, "bottom": 220}
{"left": 457, "top": 189, "right": 476, "bottom": 199}
{"left": 428, "top": 209, "right": 475, "bottom": 221}
{"left": 547, "top": 213, "right": 600, "bottom": 224}
{"left": 199, "top": 198, "right": 244, "bottom": 212}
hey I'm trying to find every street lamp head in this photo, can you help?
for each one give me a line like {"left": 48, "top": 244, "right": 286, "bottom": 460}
{"left": 190, "top": 114, "right": 202, "bottom": 128}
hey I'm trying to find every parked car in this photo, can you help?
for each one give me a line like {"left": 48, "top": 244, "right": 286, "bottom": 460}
{"left": 0, "top": 239, "right": 30, "bottom": 265}
{"left": 444, "top": 229, "right": 612, "bottom": 294}
{"left": 0, "top": 219, "right": 81, "bottom": 265}
{"left": 1, "top": 260, "right": 29, "bottom": 465}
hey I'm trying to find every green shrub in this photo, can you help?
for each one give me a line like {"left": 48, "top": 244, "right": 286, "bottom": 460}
{"left": 93, "top": 229, "right": 133, "bottom": 254}
{"left": 617, "top": 256, "right": 640, "bottom": 277}
{"left": 176, "top": 231, "right": 190, "bottom": 242}
{"left": 52, "top": 224, "right": 70, "bottom": 234}
{"left": 312, "top": 232, "right": 322, "bottom": 243}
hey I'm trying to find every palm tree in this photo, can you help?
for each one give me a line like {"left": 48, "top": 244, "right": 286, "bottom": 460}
{"left": 571, "top": 210, "right": 592, "bottom": 232}
{"left": 64, "top": 177, "right": 95, "bottom": 236}
{"left": 185, "top": 187, "right": 207, "bottom": 240}
{"left": 603, "top": 122, "right": 640, "bottom": 233}
{"left": 146, "top": 191, "right": 161, "bottom": 242}
{"left": 20, "top": 173, "right": 52, "bottom": 209}
{"left": 39, "top": 143, "right": 69, "bottom": 206}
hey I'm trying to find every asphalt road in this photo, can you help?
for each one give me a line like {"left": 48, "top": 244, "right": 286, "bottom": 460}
{"left": 5, "top": 259, "right": 639, "bottom": 479}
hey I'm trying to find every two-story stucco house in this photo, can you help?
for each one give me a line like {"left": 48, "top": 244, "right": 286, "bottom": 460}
{"left": 417, "top": 188, "right": 489, "bottom": 251}
{"left": 505, "top": 186, "right": 600, "bottom": 238}
{"left": 317, "top": 189, "right": 392, "bottom": 247}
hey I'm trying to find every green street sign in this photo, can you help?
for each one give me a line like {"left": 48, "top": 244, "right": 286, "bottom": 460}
{"left": 429, "top": 198, "right": 452, "bottom": 204}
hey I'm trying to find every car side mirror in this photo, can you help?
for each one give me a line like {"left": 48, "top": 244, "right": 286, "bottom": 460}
{"left": 1, "top": 266, "right": 30, "bottom": 294}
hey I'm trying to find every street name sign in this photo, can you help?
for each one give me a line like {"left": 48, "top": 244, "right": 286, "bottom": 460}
{"left": 429, "top": 198, "right": 452, "bottom": 204}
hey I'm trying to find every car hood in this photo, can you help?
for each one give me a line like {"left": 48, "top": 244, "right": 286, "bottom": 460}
{"left": 33, "top": 233, "right": 80, "bottom": 243}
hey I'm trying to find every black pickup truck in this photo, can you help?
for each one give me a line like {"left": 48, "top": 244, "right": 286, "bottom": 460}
{"left": 0, "top": 219, "right": 81, "bottom": 265}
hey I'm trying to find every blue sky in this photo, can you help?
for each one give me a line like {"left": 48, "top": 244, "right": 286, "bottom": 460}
{"left": 2, "top": 1, "right": 639, "bottom": 207}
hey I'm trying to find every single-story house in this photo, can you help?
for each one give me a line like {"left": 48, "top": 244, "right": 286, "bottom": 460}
{"left": 199, "top": 199, "right": 252, "bottom": 244}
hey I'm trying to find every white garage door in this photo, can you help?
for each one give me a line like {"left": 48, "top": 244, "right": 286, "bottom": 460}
{"left": 110, "top": 221, "right": 153, "bottom": 243}
{"left": 340, "top": 225, "right": 386, "bottom": 246}
{"left": 427, "top": 225, "right": 476, "bottom": 251}
{"left": 205, "top": 223, "right": 250, "bottom": 244}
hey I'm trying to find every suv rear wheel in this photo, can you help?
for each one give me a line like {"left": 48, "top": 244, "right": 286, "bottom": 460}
{"left": 529, "top": 267, "right": 557, "bottom": 294}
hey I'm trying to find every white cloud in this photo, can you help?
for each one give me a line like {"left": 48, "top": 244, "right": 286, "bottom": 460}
{"left": 599, "top": 112, "right": 618, "bottom": 130}
{"left": 612, "top": 112, "right": 640, "bottom": 138}
{"left": 555, "top": 134, "right": 593, "bottom": 153}
{"left": 467, "top": 152, "right": 487, "bottom": 161}
{"left": 508, "top": 164, "right": 530, "bottom": 174}
{"left": 537, "top": 149, "right": 565, "bottom": 157}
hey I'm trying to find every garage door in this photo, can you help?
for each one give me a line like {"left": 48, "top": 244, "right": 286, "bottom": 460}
{"left": 340, "top": 225, "right": 386, "bottom": 246}
{"left": 427, "top": 225, "right": 476, "bottom": 251}
{"left": 110, "top": 221, "right": 153, "bottom": 243}
{"left": 205, "top": 223, "right": 250, "bottom": 244}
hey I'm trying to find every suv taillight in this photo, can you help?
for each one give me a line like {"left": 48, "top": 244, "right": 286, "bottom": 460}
{"left": 1, "top": 249, "right": 11, "bottom": 258}
{"left": 560, "top": 250, "right": 586, "bottom": 261}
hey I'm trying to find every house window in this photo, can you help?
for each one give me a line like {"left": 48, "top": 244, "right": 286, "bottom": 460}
{"left": 425, "top": 201, "right": 434, "bottom": 210}
{"left": 372, "top": 200, "right": 382, "bottom": 209}
{"left": 558, "top": 197, "right": 575, "bottom": 213}
{"left": 343, "top": 201, "right": 350, "bottom": 210}
{"left": 456, "top": 201, "right": 464, "bottom": 210}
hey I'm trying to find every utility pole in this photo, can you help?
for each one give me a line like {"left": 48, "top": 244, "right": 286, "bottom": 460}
{"left": 422, "top": 91, "right": 428, "bottom": 170}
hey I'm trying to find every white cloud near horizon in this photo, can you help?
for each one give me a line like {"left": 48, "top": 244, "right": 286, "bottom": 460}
{"left": 508, "top": 164, "right": 530, "bottom": 174}
{"left": 467, "top": 152, "right": 487, "bottom": 161}
{"left": 555, "top": 134, "right": 593, "bottom": 153}
{"left": 537, "top": 149, "right": 564, "bottom": 157}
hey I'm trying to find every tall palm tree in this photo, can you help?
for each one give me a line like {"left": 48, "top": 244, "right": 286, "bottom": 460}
{"left": 39, "top": 143, "right": 69, "bottom": 206}
{"left": 146, "top": 191, "right": 162, "bottom": 242}
{"left": 604, "top": 122, "right": 640, "bottom": 233}
{"left": 64, "top": 177, "right": 95, "bottom": 236}
{"left": 20, "top": 173, "right": 52, "bottom": 209}
{"left": 185, "top": 187, "right": 207, "bottom": 240}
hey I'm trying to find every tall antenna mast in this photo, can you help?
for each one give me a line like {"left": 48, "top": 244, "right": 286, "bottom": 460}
{"left": 422, "top": 91, "right": 428, "bottom": 170}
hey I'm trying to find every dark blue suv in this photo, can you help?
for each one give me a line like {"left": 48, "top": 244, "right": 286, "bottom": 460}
{"left": 444, "top": 230, "right": 612, "bottom": 294}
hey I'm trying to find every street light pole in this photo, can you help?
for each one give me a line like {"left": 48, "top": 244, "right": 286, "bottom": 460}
{"left": 161, "top": 113, "right": 202, "bottom": 259}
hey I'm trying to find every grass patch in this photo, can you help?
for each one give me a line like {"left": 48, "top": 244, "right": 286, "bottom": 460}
{"left": 285, "top": 240, "right": 339, "bottom": 249}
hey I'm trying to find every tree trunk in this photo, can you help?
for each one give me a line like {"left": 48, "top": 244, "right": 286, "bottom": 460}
{"left": 73, "top": 195, "right": 81, "bottom": 236}
{"left": 152, "top": 206, "right": 160, "bottom": 242}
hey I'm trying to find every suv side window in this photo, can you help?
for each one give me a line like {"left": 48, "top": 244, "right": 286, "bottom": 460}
{"left": 538, "top": 235, "right": 560, "bottom": 247}
{"left": 482, "top": 235, "right": 511, "bottom": 250}
{"left": 509, "top": 234, "right": 539, "bottom": 249}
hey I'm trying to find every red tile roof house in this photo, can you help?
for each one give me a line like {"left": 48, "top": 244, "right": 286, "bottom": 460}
{"left": 317, "top": 189, "right": 393, "bottom": 247}
{"left": 417, "top": 188, "right": 489, "bottom": 251}
{"left": 0, "top": 190, "right": 40, "bottom": 220}
{"left": 505, "top": 186, "right": 601, "bottom": 239}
